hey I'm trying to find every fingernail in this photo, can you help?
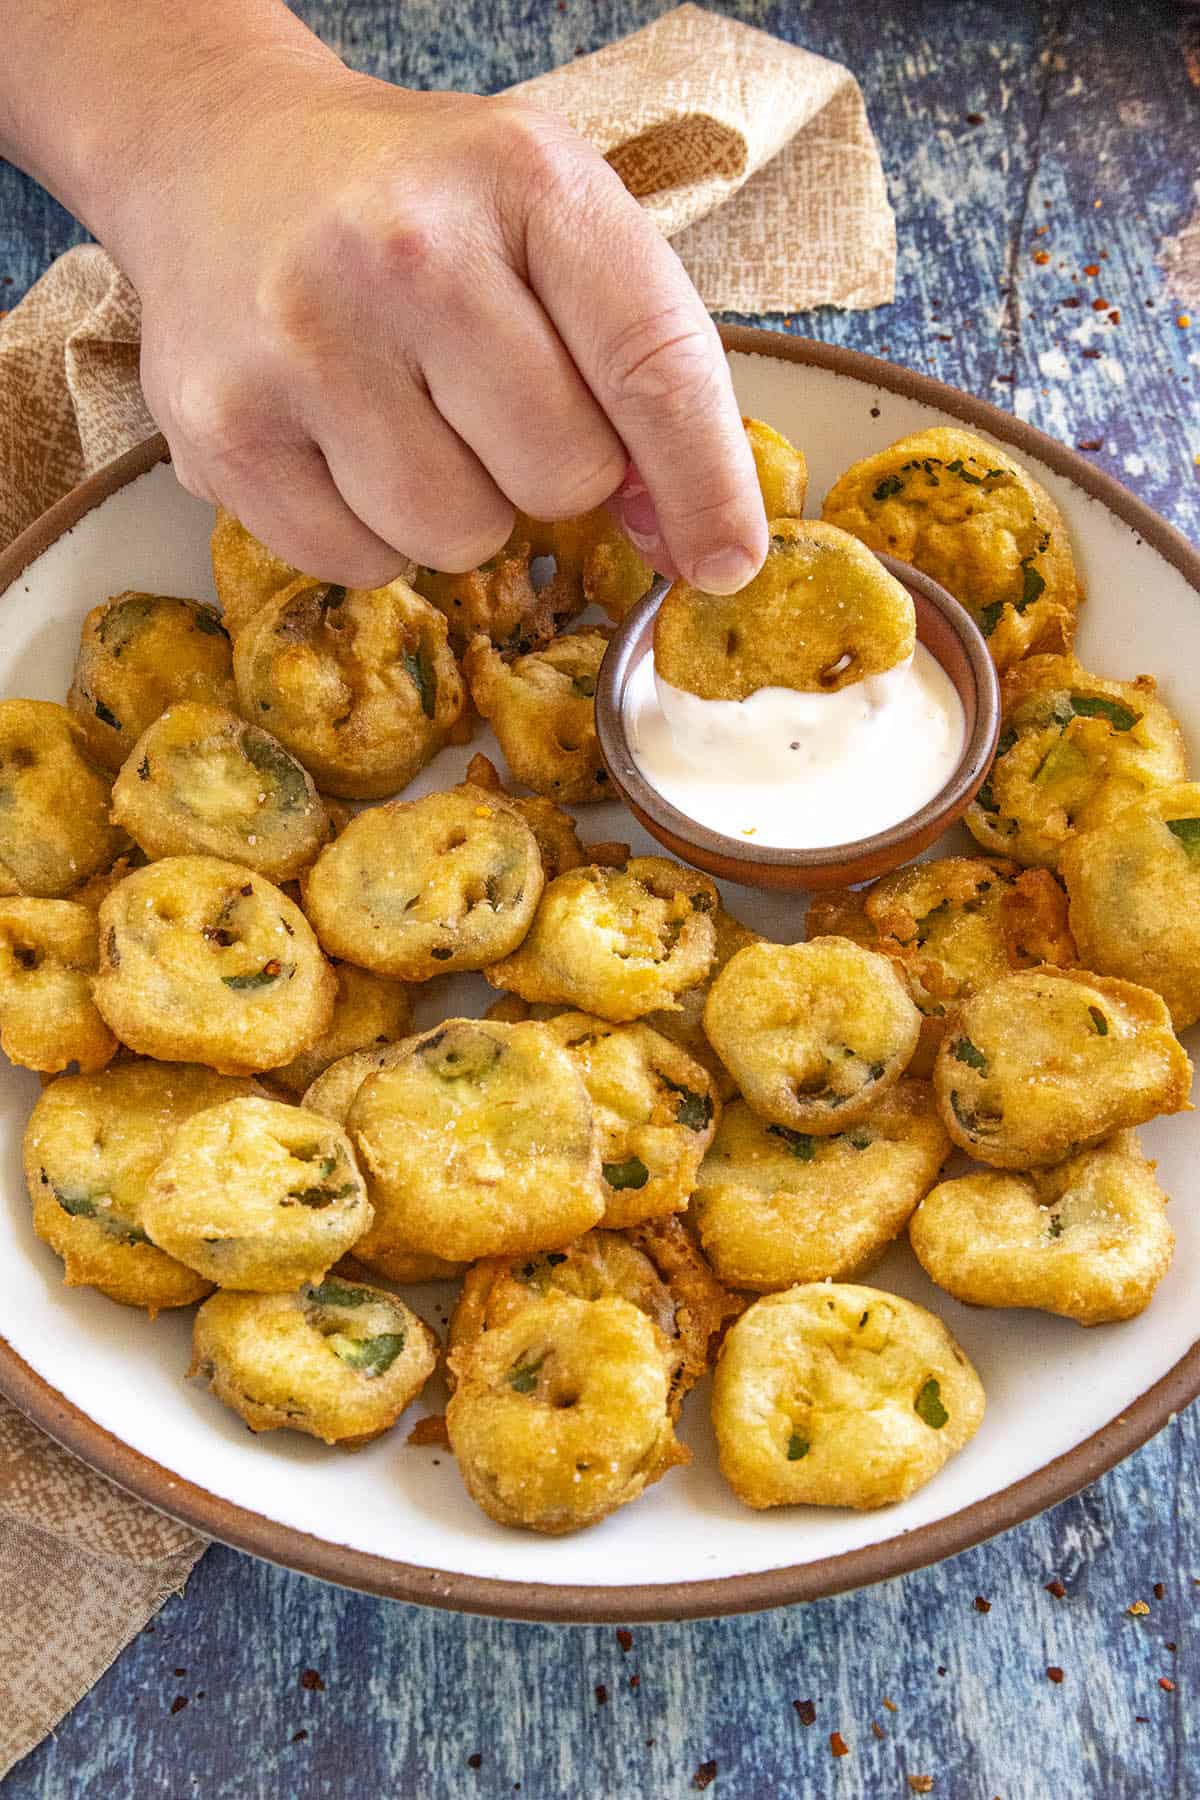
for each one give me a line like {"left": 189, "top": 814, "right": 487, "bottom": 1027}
{"left": 691, "top": 547, "right": 761, "bottom": 595}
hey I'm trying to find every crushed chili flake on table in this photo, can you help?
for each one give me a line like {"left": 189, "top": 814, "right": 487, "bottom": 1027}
{"left": 174, "top": 1668, "right": 186, "bottom": 1678}
{"left": 629, "top": 1675, "right": 640, "bottom": 1690}
{"left": 795, "top": 1699, "right": 817, "bottom": 1726}
{"left": 692, "top": 1760, "right": 718, "bottom": 1789}
{"left": 291, "top": 1730, "right": 308, "bottom": 1743}
{"left": 1033, "top": 250, "right": 1051, "bottom": 265}
{"left": 1128, "top": 1601, "right": 1150, "bottom": 1616}
{"left": 169, "top": 1696, "right": 188, "bottom": 1716}
{"left": 1179, "top": 315, "right": 1192, "bottom": 328}
{"left": 1077, "top": 438, "right": 1104, "bottom": 452}
{"left": 1047, "top": 1666, "right": 1065, "bottom": 1684}
{"left": 594, "top": 1684, "right": 608, "bottom": 1706}
{"left": 1167, "top": 1643, "right": 1178, "bottom": 1654}
{"left": 1108, "top": 310, "right": 1121, "bottom": 325}
{"left": 1084, "top": 263, "right": 1100, "bottom": 276}
{"left": 871, "top": 1721, "right": 886, "bottom": 1741}
{"left": 1045, "top": 1579, "right": 1067, "bottom": 1598}
{"left": 974, "top": 1596, "right": 991, "bottom": 1614}
{"left": 616, "top": 1629, "right": 633, "bottom": 1653}
{"left": 1082, "top": 348, "right": 1102, "bottom": 359}
{"left": 882, "top": 1697, "right": 898, "bottom": 1712}
{"left": 830, "top": 1732, "right": 849, "bottom": 1758}
{"left": 1153, "top": 1582, "right": 1166, "bottom": 1599}
{"left": 908, "top": 1779, "right": 935, "bottom": 1795}
{"left": 300, "top": 1669, "right": 325, "bottom": 1692}
{"left": 1092, "top": 298, "right": 1110, "bottom": 311}
{"left": 965, "top": 111, "right": 984, "bottom": 124}
{"left": 1160, "top": 1677, "right": 1177, "bottom": 1692}
{"left": 467, "top": 1753, "right": 482, "bottom": 1769}
{"left": 1061, "top": 296, "right": 1081, "bottom": 307}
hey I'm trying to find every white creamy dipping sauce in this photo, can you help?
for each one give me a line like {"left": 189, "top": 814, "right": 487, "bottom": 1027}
{"left": 625, "top": 645, "right": 966, "bottom": 850}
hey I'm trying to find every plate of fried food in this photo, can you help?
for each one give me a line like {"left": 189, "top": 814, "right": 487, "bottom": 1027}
{"left": 1, "top": 327, "right": 1198, "bottom": 1622}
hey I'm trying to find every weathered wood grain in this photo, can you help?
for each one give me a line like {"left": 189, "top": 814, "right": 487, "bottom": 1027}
{"left": 1, "top": 3, "right": 1197, "bottom": 1795}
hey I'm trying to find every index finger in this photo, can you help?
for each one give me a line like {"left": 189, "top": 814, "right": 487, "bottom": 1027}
{"left": 520, "top": 136, "right": 768, "bottom": 592}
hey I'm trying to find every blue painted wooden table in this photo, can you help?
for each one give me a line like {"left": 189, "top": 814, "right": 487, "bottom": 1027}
{"left": 2, "top": 3, "right": 1199, "bottom": 1795}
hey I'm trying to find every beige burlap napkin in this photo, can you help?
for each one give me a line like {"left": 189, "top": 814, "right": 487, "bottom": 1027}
{"left": 0, "top": 9, "right": 892, "bottom": 1772}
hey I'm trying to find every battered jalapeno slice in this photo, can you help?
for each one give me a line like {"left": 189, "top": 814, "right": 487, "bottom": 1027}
{"left": 703, "top": 938, "right": 922, "bottom": 1132}
{"left": 465, "top": 629, "right": 611, "bottom": 805}
{"left": 302, "top": 782, "right": 543, "bottom": 979}
{"left": 111, "top": 702, "right": 330, "bottom": 881}
{"left": 190, "top": 1279, "right": 438, "bottom": 1445}
{"left": 486, "top": 856, "right": 718, "bottom": 1023}
{"left": 965, "top": 654, "right": 1186, "bottom": 868}
{"left": 1060, "top": 781, "right": 1200, "bottom": 1030}
{"left": 712, "top": 1283, "right": 986, "bottom": 1511}
{"left": 653, "top": 519, "right": 915, "bottom": 699}
{"left": 67, "top": 590, "right": 236, "bottom": 770}
{"left": 446, "top": 1291, "right": 685, "bottom": 1534}
{"left": 413, "top": 534, "right": 573, "bottom": 657}
{"left": 933, "top": 966, "right": 1192, "bottom": 1169}
{"left": 691, "top": 1082, "right": 950, "bottom": 1291}
{"left": 210, "top": 508, "right": 303, "bottom": 637}
{"left": 232, "top": 574, "right": 466, "bottom": 799}
{"left": 465, "top": 753, "right": 586, "bottom": 880}
{"left": 542, "top": 1013, "right": 719, "bottom": 1229}
{"left": 807, "top": 856, "right": 1077, "bottom": 1075}
{"left": 450, "top": 1220, "right": 738, "bottom": 1418}
{"left": 822, "top": 426, "right": 1082, "bottom": 671}
{"left": 0, "top": 899, "right": 116, "bottom": 1073}
{"left": 93, "top": 856, "right": 336, "bottom": 1074}
{"left": 24, "top": 1060, "right": 251, "bottom": 1312}
{"left": 910, "top": 1131, "right": 1174, "bottom": 1326}
{"left": 346, "top": 1019, "right": 604, "bottom": 1263}
{"left": 267, "top": 962, "right": 412, "bottom": 1096}
{"left": 143, "top": 1096, "right": 372, "bottom": 1291}
{"left": 0, "top": 700, "right": 125, "bottom": 897}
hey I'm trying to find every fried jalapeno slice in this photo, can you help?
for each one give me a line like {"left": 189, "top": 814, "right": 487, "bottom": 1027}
{"left": 232, "top": 574, "right": 465, "bottom": 799}
{"left": 703, "top": 939, "right": 922, "bottom": 1132}
{"left": 267, "top": 962, "right": 412, "bottom": 1096}
{"left": 711, "top": 1283, "right": 985, "bottom": 1511}
{"left": 190, "top": 1279, "right": 438, "bottom": 1445}
{"left": 93, "top": 856, "right": 335, "bottom": 1074}
{"left": 446, "top": 1292, "right": 685, "bottom": 1534}
{"left": 24, "top": 1060, "right": 251, "bottom": 1312}
{"left": 543, "top": 1013, "right": 719, "bottom": 1228}
{"left": 67, "top": 590, "right": 236, "bottom": 770}
{"left": 112, "top": 702, "right": 330, "bottom": 881}
{"left": 965, "top": 654, "right": 1186, "bottom": 869}
{"left": 933, "top": 966, "right": 1192, "bottom": 1169}
{"left": 413, "top": 536, "right": 573, "bottom": 657}
{"left": 691, "top": 1082, "right": 950, "bottom": 1291}
{"left": 302, "top": 782, "right": 543, "bottom": 979}
{"left": 0, "top": 899, "right": 116, "bottom": 1072}
{"left": 0, "top": 700, "right": 125, "bottom": 897}
{"left": 822, "top": 426, "right": 1081, "bottom": 671}
{"left": 910, "top": 1131, "right": 1174, "bottom": 1326}
{"left": 653, "top": 519, "right": 915, "bottom": 699}
{"left": 210, "top": 508, "right": 302, "bottom": 636}
{"left": 465, "top": 629, "right": 611, "bottom": 805}
{"left": 1060, "top": 782, "right": 1200, "bottom": 1030}
{"left": 143, "top": 1096, "right": 372, "bottom": 1291}
{"left": 486, "top": 857, "right": 718, "bottom": 1023}
{"left": 346, "top": 1020, "right": 604, "bottom": 1263}
{"left": 807, "top": 856, "right": 1077, "bottom": 1075}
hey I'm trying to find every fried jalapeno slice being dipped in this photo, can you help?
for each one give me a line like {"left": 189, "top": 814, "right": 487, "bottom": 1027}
{"left": 821, "top": 426, "right": 1081, "bottom": 671}
{"left": 93, "top": 856, "right": 335, "bottom": 1074}
{"left": 67, "top": 591, "right": 236, "bottom": 770}
{"left": 232, "top": 574, "right": 465, "bottom": 799}
{"left": 542, "top": 1014, "right": 719, "bottom": 1228}
{"left": 302, "top": 782, "right": 543, "bottom": 980}
{"left": 346, "top": 1019, "right": 604, "bottom": 1263}
{"left": 465, "top": 629, "right": 611, "bottom": 805}
{"left": 190, "top": 1278, "right": 438, "bottom": 1446}
{"left": 703, "top": 938, "right": 922, "bottom": 1132}
{"left": 143, "top": 1096, "right": 372, "bottom": 1291}
{"left": 0, "top": 899, "right": 116, "bottom": 1072}
{"left": 486, "top": 857, "right": 718, "bottom": 1023}
{"left": 691, "top": 1082, "right": 950, "bottom": 1291}
{"left": 0, "top": 700, "right": 125, "bottom": 897}
{"left": 24, "top": 1060, "right": 251, "bottom": 1312}
{"left": 653, "top": 519, "right": 914, "bottom": 700}
{"left": 711, "top": 1283, "right": 985, "bottom": 1511}
{"left": 933, "top": 966, "right": 1192, "bottom": 1169}
{"left": 965, "top": 654, "right": 1186, "bottom": 869}
{"left": 449, "top": 1220, "right": 739, "bottom": 1419}
{"left": 1060, "top": 781, "right": 1200, "bottom": 1031}
{"left": 267, "top": 962, "right": 412, "bottom": 1097}
{"left": 910, "top": 1131, "right": 1174, "bottom": 1326}
{"left": 446, "top": 1291, "right": 686, "bottom": 1534}
{"left": 111, "top": 703, "right": 330, "bottom": 881}
{"left": 806, "top": 856, "right": 1077, "bottom": 1076}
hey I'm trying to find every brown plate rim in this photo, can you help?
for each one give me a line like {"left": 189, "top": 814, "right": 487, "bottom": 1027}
{"left": 0, "top": 328, "right": 1197, "bottom": 1624}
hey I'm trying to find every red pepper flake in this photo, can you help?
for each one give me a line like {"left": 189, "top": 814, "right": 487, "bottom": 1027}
{"left": 936, "top": 1666, "right": 947, "bottom": 1677}
{"left": 629, "top": 1675, "right": 640, "bottom": 1690}
{"left": 1061, "top": 296, "right": 1081, "bottom": 308}
{"left": 830, "top": 1732, "right": 849, "bottom": 1758}
{"left": 1033, "top": 250, "right": 1051, "bottom": 265}
{"left": 174, "top": 1669, "right": 186, "bottom": 1678}
{"left": 616, "top": 1628, "right": 633, "bottom": 1653}
{"left": 692, "top": 1761, "right": 718, "bottom": 1790}
{"left": 974, "top": 1596, "right": 991, "bottom": 1614}
{"left": 1092, "top": 298, "right": 1110, "bottom": 312}
{"left": 882, "top": 1696, "right": 898, "bottom": 1712}
{"left": 292, "top": 1730, "right": 308, "bottom": 1743}
{"left": 871, "top": 1721, "right": 886, "bottom": 1741}
{"left": 1083, "top": 263, "right": 1100, "bottom": 277}
{"left": 795, "top": 1699, "right": 817, "bottom": 1727}
{"left": 908, "top": 1780, "right": 935, "bottom": 1795}
{"left": 594, "top": 1684, "right": 608, "bottom": 1706}
{"left": 1108, "top": 310, "right": 1121, "bottom": 325}
{"left": 1047, "top": 1666, "right": 1065, "bottom": 1684}
{"left": 300, "top": 1669, "right": 325, "bottom": 1692}
{"left": 1076, "top": 438, "right": 1104, "bottom": 453}
{"left": 1035, "top": 224, "right": 1050, "bottom": 236}
{"left": 467, "top": 1754, "right": 482, "bottom": 1770}
{"left": 1153, "top": 1582, "right": 1166, "bottom": 1600}
{"left": 1082, "top": 348, "right": 1102, "bottom": 359}
{"left": 965, "top": 112, "right": 985, "bottom": 125}
{"left": 1136, "top": 1715, "right": 1150, "bottom": 1723}
{"left": 1159, "top": 1677, "right": 1176, "bottom": 1692}
{"left": 1167, "top": 1643, "right": 1178, "bottom": 1654}
{"left": 1045, "top": 1579, "right": 1067, "bottom": 1598}
{"left": 169, "top": 1696, "right": 188, "bottom": 1716}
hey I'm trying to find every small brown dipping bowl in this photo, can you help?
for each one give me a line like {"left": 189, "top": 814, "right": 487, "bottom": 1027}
{"left": 595, "top": 553, "right": 1001, "bottom": 892}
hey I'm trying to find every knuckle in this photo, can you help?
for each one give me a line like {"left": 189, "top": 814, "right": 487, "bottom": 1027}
{"left": 602, "top": 309, "right": 723, "bottom": 416}
{"left": 413, "top": 512, "right": 515, "bottom": 575}
{"left": 517, "top": 448, "right": 627, "bottom": 521}
{"left": 491, "top": 100, "right": 589, "bottom": 210}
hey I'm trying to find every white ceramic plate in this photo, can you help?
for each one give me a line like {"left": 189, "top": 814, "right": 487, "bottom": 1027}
{"left": 1, "top": 334, "right": 1197, "bottom": 1621}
